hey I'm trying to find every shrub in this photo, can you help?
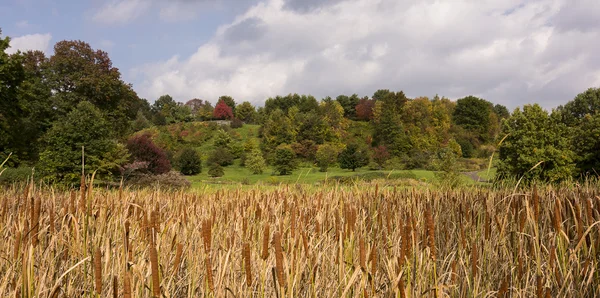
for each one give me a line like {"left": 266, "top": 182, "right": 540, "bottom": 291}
{"left": 177, "top": 148, "right": 202, "bottom": 175}
{"left": 272, "top": 144, "right": 298, "bottom": 175}
{"left": 315, "top": 143, "right": 342, "bottom": 172}
{"left": 371, "top": 145, "right": 390, "bottom": 169}
{"left": 208, "top": 163, "right": 224, "bottom": 178}
{"left": 230, "top": 118, "right": 243, "bottom": 129}
{"left": 246, "top": 149, "right": 267, "bottom": 174}
{"left": 126, "top": 133, "right": 171, "bottom": 175}
{"left": 338, "top": 144, "right": 368, "bottom": 171}
{"left": 0, "top": 167, "right": 33, "bottom": 184}
{"left": 207, "top": 147, "right": 234, "bottom": 167}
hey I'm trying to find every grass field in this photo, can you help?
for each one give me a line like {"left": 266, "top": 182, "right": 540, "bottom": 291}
{"left": 1, "top": 180, "right": 598, "bottom": 297}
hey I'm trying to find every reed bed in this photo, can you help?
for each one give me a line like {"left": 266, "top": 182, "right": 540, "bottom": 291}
{"left": 0, "top": 182, "right": 599, "bottom": 297}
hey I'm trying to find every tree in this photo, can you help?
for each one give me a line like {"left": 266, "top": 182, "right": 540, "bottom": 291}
{"left": 557, "top": 88, "right": 600, "bottom": 126}
{"left": 453, "top": 96, "right": 493, "bottom": 142}
{"left": 261, "top": 109, "right": 296, "bottom": 153}
{"left": 572, "top": 113, "right": 600, "bottom": 175}
{"left": 47, "top": 40, "right": 143, "bottom": 137}
{"left": 197, "top": 100, "right": 214, "bottom": 121}
{"left": 0, "top": 31, "right": 25, "bottom": 161}
{"left": 208, "top": 163, "right": 224, "bottom": 178}
{"left": 218, "top": 96, "right": 236, "bottom": 112}
{"left": 235, "top": 101, "right": 256, "bottom": 123}
{"left": 355, "top": 97, "right": 375, "bottom": 121}
{"left": 38, "top": 101, "right": 124, "bottom": 182}
{"left": 185, "top": 98, "right": 204, "bottom": 114}
{"left": 126, "top": 133, "right": 171, "bottom": 175}
{"left": 207, "top": 147, "right": 234, "bottom": 167}
{"left": 371, "top": 145, "right": 390, "bottom": 169}
{"left": 338, "top": 144, "right": 369, "bottom": 171}
{"left": 433, "top": 139, "right": 463, "bottom": 188}
{"left": 336, "top": 94, "right": 360, "bottom": 119}
{"left": 213, "top": 99, "right": 234, "bottom": 120}
{"left": 246, "top": 149, "right": 267, "bottom": 174}
{"left": 272, "top": 144, "right": 298, "bottom": 175}
{"left": 497, "top": 104, "right": 575, "bottom": 182}
{"left": 177, "top": 148, "right": 202, "bottom": 175}
{"left": 132, "top": 110, "right": 152, "bottom": 132}
{"left": 316, "top": 143, "right": 343, "bottom": 172}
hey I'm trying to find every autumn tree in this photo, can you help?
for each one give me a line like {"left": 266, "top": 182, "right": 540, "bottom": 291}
{"left": 218, "top": 95, "right": 236, "bottom": 112}
{"left": 213, "top": 99, "right": 234, "bottom": 120}
{"left": 355, "top": 97, "right": 375, "bottom": 121}
{"left": 235, "top": 101, "right": 257, "bottom": 123}
{"left": 126, "top": 133, "right": 171, "bottom": 175}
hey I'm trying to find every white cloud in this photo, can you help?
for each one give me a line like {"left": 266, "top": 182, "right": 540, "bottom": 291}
{"left": 92, "top": 0, "right": 151, "bottom": 25}
{"left": 5, "top": 33, "right": 52, "bottom": 54}
{"left": 132, "top": 0, "right": 600, "bottom": 109}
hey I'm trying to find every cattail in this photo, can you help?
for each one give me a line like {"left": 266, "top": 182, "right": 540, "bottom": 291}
{"left": 151, "top": 210, "right": 159, "bottom": 242}
{"left": 173, "top": 243, "right": 183, "bottom": 275}
{"left": 243, "top": 242, "right": 252, "bottom": 287}
{"left": 536, "top": 274, "right": 543, "bottom": 298}
{"left": 49, "top": 202, "right": 55, "bottom": 234}
{"left": 301, "top": 229, "right": 309, "bottom": 257}
{"left": 584, "top": 198, "right": 593, "bottom": 226}
{"left": 425, "top": 206, "right": 436, "bottom": 261}
{"left": 398, "top": 278, "right": 406, "bottom": 298}
{"left": 123, "top": 272, "right": 131, "bottom": 298}
{"left": 291, "top": 207, "right": 296, "bottom": 239}
{"left": 14, "top": 230, "right": 21, "bottom": 259}
{"left": 471, "top": 241, "right": 478, "bottom": 278}
{"left": 94, "top": 248, "right": 102, "bottom": 295}
{"left": 359, "top": 237, "right": 366, "bottom": 270}
{"left": 532, "top": 185, "right": 539, "bottom": 222}
{"left": 150, "top": 245, "right": 160, "bottom": 297}
{"left": 112, "top": 275, "right": 118, "bottom": 298}
{"left": 549, "top": 244, "right": 556, "bottom": 271}
{"left": 202, "top": 219, "right": 212, "bottom": 252}
{"left": 32, "top": 197, "right": 41, "bottom": 247}
{"left": 498, "top": 276, "right": 509, "bottom": 297}
{"left": 261, "top": 223, "right": 270, "bottom": 260}
{"left": 370, "top": 242, "right": 378, "bottom": 275}
{"left": 273, "top": 231, "right": 285, "bottom": 287}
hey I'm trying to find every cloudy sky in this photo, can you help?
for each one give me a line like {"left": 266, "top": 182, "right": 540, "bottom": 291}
{"left": 2, "top": 0, "right": 599, "bottom": 109}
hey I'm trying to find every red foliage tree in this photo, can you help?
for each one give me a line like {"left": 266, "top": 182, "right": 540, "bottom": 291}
{"left": 126, "top": 133, "right": 171, "bottom": 174}
{"left": 372, "top": 145, "right": 390, "bottom": 168}
{"left": 213, "top": 100, "right": 234, "bottom": 120}
{"left": 355, "top": 97, "right": 375, "bottom": 121}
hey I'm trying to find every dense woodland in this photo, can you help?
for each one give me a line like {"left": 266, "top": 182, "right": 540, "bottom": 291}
{"left": 2, "top": 31, "right": 600, "bottom": 185}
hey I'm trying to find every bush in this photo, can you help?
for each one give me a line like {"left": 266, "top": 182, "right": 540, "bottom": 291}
{"left": 315, "top": 143, "right": 342, "bottom": 172}
{"left": 338, "top": 144, "right": 368, "bottom": 171}
{"left": 177, "top": 148, "right": 202, "bottom": 175}
{"left": 127, "top": 171, "right": 190, "bottom": 189}
{"left": 127, "top": 133, "right": 171, "bottom": 175}
{"left": 0, "top": 167, "right": 33, "bottom": 184}
{"left": 208, "top": 163, "right": 224, "bottom": 178}
{"left": 230, "top": 118, "right": 243, "bottom": 129}
{"left": 272, "top": 144, "right": 298, "bottom": 175}
{"left": 207, "top": 147, "right": 234, "bottom": 167}
{"left": 246, "top": 149, "right": 267, "bottom": 174}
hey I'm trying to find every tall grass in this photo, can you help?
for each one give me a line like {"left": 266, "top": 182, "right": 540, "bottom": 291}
{"left": 0, "top": 181, "right": 598, "bottom": 297}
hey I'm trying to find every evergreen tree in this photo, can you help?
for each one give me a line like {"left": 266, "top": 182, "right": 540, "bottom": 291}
{"left": 246, "top": 149, "right": 267, "bottom": 174}
{"left": 272, "top": 144, "right": 298, "bottom": 175}
{"left": 338, "top": 144, "right": 369, "bottom": 171}
{"left": 177, "top": 148, "right": 202, "bottom": 175}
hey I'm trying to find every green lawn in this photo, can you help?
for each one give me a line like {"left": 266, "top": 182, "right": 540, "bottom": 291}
{"left": 185, "top": 164, "right": 474, "bottom": 188}
{"left": 477, "top": 167, "right": 497, "bottom": 181}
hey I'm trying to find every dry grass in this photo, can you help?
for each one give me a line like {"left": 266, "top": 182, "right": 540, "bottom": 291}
{"left": 0, "top": 181, "right": 599, "bottom": 297}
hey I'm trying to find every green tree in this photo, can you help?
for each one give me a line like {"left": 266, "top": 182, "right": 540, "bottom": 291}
{"left": 338, "top": 144, "right": 369, "bottom": 171}
{"left": 557, "top": 88, "right": 600, "bottom": 126}
{"left": 132, "top": 110, "right": 152, "bottom": 132}
{"left": 453, "top": 96, "right": 494, "bottom": 143}
{"left": 272, "top": 144, "right": 298, "bottom": 175}
{"left": 218, "top": 95, "right": 236, "bottom": 112}
{"left": 497, "top": 104, "right": 575, "bottom": 182}
{"left": 39, "top": 101, "right": 124, "bottom": 182}
{"left": 572, "top": 113, "right": 600, "bottom": 175}
{"left": 177, "top": 148, "right": 202, "bottom": 175}
{"left": 208, "top": 163, "right": 224, "bottom": 178}
{"left": 207, "top": 147, "right": 234, "bottom": 167}
{"left": 235, "top": 101, "right": 257, "bottom": 123}
{"left": 246, "top": 149, "right": 267, "bottom": 174}
{"left": 261, "top": 109, "right": 296, "bottom": 153}
{"left": 433, "top": 139, "right": 463, "bottom": 188}
{"left": 47, "top": 40, "right": 143, "bottom": 137}
{"left": 315, "top": 143, "right": 343, "bottom": 172}
{"left": 0, "top": 31, "right": 25, "bottom": 161}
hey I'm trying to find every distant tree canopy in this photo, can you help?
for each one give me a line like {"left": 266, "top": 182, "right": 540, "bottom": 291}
{"left": 2, "top": 28, "right": 599, "bottom": 184}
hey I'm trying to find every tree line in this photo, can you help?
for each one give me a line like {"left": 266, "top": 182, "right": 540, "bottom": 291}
{"left": 1, "top": 30, "right": 599, "bottom": 184}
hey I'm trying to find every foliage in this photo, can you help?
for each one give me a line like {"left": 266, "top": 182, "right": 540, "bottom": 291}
{"left": 557, "top": 87, "right": 600, "bottom": 126}
{"left": 127, "top": 171, "right": 191, "bottom": 188}
{"left": 355, "top": 97, "right": 375, "bottom": 121}
{"left": 126, "top": 133, "right": 171, "bottom": 175}
{"left": 497, "top": 104, "right": 575, "bottom": 182}
{"left": 208, "top": 163, "right": 224, "bottom": 178}
{"left": 132, "top": 110, "right": 152, "bottom": 132}
{"left": 213, "top": 99, "right": 234, "bottom": 120}
{"left": 235, "top": 101, "right": 257, "bottom": 123}
{"left": 371, "top": 145, "right": 390, "bottom": 169}
{"left": 338, "top": 143, "right": 369, "bottom": 171}
{"left": 39, "top": 101, "right": 124, "bottom": 182}
{"left": 245, "top": 149, "right": 267, "bottom": 174}
{"left": 218, "top": 95, "right": 236, "bottom": 112}
{"left": 272, "top": 144, "right": 298, "bottom": 175}
{"left": 207, "top": 147, "right": 234, "bottom": 167}
{"left": 0, "top": 167, "right": 33, "bottom": 184}
{"left": 230, "top": 118, "right": 244, "bottom": 129}
{"left": 572, "top": 113, "right": 600, "bottom": 175}
{"left": 176, "top": 148, "right": 202, "bottom": 175}
{"left": 433, "top": 139, "right": 463, "bottom": 188}
{"left": 315, "top": 143, "right": 343, "bottom": 172}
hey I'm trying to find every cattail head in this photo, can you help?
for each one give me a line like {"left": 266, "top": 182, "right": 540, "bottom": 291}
{"left": 94, "top": 248, "right": 102, "bottom": 295}
{"left": 243, "top": 242, "right": 252, "bottom": 287}
{"left": 273, "top": 231, "right": 285, "bottom": 287}
{"left": 471, "top": 241, "right": 478, "bottom": 278}
{"left": 425, "top": 205, "right": 436, "bottom": 261}
{"left": 359, "top": 237, "right": 366, "bottom": 270}
{"left": 123, "top": 272, "right": 131, "bottom": 298}
{"left": 112, "top": 275, "right": 118, "bottom": 298}
{"left": 202, "top": 219, "right": 212, "bottom": 253}
{"left": 173, "top": 243, "right": 183, "bottom": 275}
{"left": 261, "top": 223, "right": 270, "bottom": 260}
{"left": 149, "top": 245, "right": 160, "bottom": 297}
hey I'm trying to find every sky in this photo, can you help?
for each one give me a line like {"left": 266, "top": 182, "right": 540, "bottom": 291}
{"left": 1, "top": 0, "right": 599, "bottom": 110}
